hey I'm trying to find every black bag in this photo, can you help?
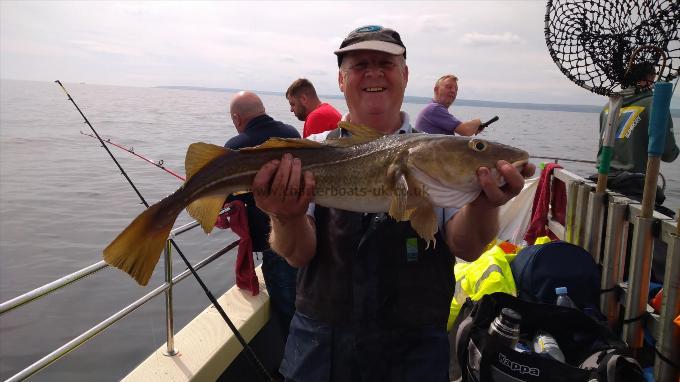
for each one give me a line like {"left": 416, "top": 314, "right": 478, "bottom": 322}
{"left": 587, "top": 172, "right": 667, "bottom": 206}
{"left": 510, "top": 241, "right": 602, "bottom": 317}
{"left": 452, "top": 292, "right": 644, "bottom": 382}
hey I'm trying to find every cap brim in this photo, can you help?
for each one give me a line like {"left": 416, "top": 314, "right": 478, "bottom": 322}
{"left": 334, "top": 40, "right": 405, "bottom": 56}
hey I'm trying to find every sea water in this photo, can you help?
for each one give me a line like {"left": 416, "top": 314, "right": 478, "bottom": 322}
{"left": 1, "top": 79, "right": 678, "bottom": 381}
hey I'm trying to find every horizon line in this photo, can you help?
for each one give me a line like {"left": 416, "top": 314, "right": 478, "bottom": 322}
{"left": 155, "top": 85, "right": 680, "bottom": 117}
{"left": 3, "top": 78, "right": 679, "bottom": 115}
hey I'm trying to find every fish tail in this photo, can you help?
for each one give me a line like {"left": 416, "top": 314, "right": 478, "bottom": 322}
{"left": 103, "top": 194, "right": 183, "bottom": 286}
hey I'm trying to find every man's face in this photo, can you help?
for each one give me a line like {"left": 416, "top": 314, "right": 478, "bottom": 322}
{"left": 637, "top": 73, "right": 655, "bottom": 90}
{"left": 434, "top": 77, "right": 458, "bottom": 108}
{"left": 288, "top": 95, "right": 308, "bottom": 122}
{"left": 338, "top": 50, "right": 408, "bottom": 124}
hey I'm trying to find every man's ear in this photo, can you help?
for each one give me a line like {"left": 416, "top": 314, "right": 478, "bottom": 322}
{"left": 232, "top": 113, "right": 241, "bottom": 131}
{"left": 299, "top": 94, "right": 308, "bottom": 106}
{"left": 338, "top": 70, "right": 346, "bottom": 93}
{"left": 403, "top": 65, "right": 409, "bottom": 86}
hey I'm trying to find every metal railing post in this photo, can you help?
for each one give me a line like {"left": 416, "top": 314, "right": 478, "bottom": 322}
{"left": 622, "top": 216, "right": 656, "bottom": 349}
{"left": 163, "top": 239, "right": 178, "bottom": 356}
{"left": 573, "top": 183, "right": 591, "bottom": 247}
{"left": 584, "top": 191, "right": 607, "bottom": 263}
{"left": 599, "top": 200, "right": 628, "bottom": 327}
{"left": 654, "top": 232, "right": 680, "bottom": 382}
{"left": 565, "top": 180, "right": 580, "bottom": 244}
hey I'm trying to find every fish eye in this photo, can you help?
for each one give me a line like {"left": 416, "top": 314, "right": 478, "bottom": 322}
{"left": 468, "top": 139, "right": 487, "bottom": 152}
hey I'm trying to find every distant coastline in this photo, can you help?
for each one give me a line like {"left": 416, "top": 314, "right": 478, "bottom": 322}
{"left": 156, "top": 85, "right": 680, "bottom": 116}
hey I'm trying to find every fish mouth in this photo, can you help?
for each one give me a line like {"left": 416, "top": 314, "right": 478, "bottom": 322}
{"left": 491, "top": 159, "right": 530, "bottom": 187}
{"left": 511, "top": 159, "right": 529, "bottom": 172}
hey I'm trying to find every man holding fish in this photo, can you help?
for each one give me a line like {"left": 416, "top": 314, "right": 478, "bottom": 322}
{"left": 252, "top": 25, "right": 535, "bottom": 381}
{"left": 102, "top": 24, "right": 532, "bottom": 381}
{"left": 103, "top": 24, "right": 532, "bottom": 382}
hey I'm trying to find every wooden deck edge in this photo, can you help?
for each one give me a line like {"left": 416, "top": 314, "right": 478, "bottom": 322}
{"left": 123, "top": 266, "right": 270, "bottom": 382}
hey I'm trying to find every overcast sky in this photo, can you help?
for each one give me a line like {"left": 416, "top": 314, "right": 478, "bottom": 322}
{"left": 1, "top": 1, "right": 678, "bottom": 107}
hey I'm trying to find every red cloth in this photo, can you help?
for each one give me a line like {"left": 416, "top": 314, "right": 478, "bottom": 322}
{"left": 215, "top": 200, "right": 259, "bottom": 295}
{"left": 524, "top": 163, "right": 566, "bottom": 245}
{"left": 551, "top": 179, "right": 567, "bottom": 226}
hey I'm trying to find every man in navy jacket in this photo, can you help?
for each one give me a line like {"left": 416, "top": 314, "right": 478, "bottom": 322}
{"left": 225, "top": 91, "right": 300, "bottom": 337}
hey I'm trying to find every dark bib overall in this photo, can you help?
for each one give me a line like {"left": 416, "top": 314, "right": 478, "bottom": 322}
{"left": 290, "top": 207, "right": 454, "bottom": 381}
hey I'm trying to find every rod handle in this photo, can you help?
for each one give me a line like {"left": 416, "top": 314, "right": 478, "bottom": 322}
{"left": 478, "top": 116, "right": 499, "bottom": 133}
{"left": 648, "top": 82, "right": 672, "bottom": 156}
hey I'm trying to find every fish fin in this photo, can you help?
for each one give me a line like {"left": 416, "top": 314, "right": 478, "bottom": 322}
{"left": 103, "top": 194, "right": 183, "bottom": 286}
{"left": 186, "top": 195, "right": 228, "bottom": 233}
{"left": 324, "top": 122, "right": 385, "bottom": 147}
{"left": 337, "top": 121, "right": 385, "bottom": 141}
{"left": 241, "top": 137, "right": 325, "bottom": 151}
{"left": 387, "top": 167, "right": 409, "bottom": 221}
{"left": 408, "top": 196, "right": 438, "bottom": 249}
{"left": 386, "top": 150, "right": 410, "bottom": 220}
{"left": 185, "top": 143, "right": 232, "bottom": 181}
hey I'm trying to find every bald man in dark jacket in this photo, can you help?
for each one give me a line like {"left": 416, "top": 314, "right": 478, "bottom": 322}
{"left": 225, "top": 91, "right": 300, "bottom": 340}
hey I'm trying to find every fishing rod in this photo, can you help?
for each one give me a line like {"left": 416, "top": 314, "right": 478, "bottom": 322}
{"left": 80, "top": 132, "right": 242, "bottom": 211}
{"left": 55, "top": 81, "right": 274, "bottom": 382}
{"left": 532, "top": 155, "right": 669, "bottom": 193}
{"left": 79, "top": 131, "right": 185, "bottom": 181}
{"left": 532, "top": 155, "right": 596, "bottom": 165}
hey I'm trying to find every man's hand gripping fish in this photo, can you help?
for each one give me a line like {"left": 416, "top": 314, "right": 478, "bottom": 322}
{"left": 104, "top": 122, "right": 529, "bottom": 285}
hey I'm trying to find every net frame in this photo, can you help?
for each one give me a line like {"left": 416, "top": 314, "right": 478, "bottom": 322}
{"left": 545, "top": 0, "right": 680, "bottom": 96}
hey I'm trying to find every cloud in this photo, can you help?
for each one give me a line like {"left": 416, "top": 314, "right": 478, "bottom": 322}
{"left": 412, "top": 15, "right": 454, "bottom": 34}
{"left": 280, "top": 55, "right": 297, "bottom": 64}
{"left": 0, "top": 1, "right": 623, "bottom": 105}
{"left": 459, "top": 32, "right": 524, "bottom": 46}
{"left": 305, "top": 69, "right": 330, "bottom": 76}
{"left": 67, "top": 39, "right": 143, "bottom": 57}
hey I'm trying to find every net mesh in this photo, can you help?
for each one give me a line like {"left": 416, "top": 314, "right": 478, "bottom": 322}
{"left": 545, "top": 0, "right": 680, "bottom": 96}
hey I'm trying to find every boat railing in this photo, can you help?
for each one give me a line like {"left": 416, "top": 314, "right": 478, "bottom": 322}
{"left": 548, "top": 168, "right": 679, "bottom": 382}
{"left": 0, "top": 217, "right": 240, "bottom": 382}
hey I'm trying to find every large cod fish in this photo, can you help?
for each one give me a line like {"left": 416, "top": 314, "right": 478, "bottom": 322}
{"left": 104, "top": 122, "right": 529, "bottom": 285}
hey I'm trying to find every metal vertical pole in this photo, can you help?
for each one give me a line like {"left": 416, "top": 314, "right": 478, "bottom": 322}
{"left": 584, "top": 192, "right": 607, "bottom": 262}
{"left": 565, "top": 181, "right": 580, "bottom": 244}
{"left": 599, "top": 200, "right": 628, "bottom": 327}
{"left": 163, "top": 239, "right": 178, "bottom": 356}
{"left": 622, "top": 216, "right": 655, "bottom": 349}
{"left": 654, "top": 232, "right": 680, "bottom": 382}
{"left": 574, "top": 183, "right": 591, "bottom": 248}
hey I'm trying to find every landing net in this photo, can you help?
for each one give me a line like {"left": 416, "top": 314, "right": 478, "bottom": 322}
{"left": 545, "top": 0, "right": 680, "bottom": 96}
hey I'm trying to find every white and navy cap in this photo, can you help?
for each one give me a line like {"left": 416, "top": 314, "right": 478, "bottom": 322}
{"left": 334, "top": 25, "right": 406, "bottom": 66}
